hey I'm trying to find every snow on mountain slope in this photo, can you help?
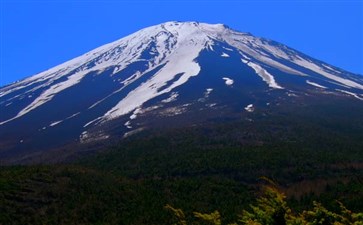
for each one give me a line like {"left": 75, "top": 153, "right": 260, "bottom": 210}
{"left": 1, "top": 21, "right": 363, "bottom": 162}
{"left": 101, "top": 24, "right": 207, "bottom": 121}
{"left": 243, "top": 60, "right": 283, "bottom": 89}
{"left": 306, "top": 80, "right": 327, "bottom": 89}
{"left": 2, "top": 21, "right": 362, "bottom": 125}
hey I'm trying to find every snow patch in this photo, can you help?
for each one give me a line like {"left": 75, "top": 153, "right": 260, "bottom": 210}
{"left": 79, "top": 131, "right": 89, "bottom": 143}
{"left": 161, "top": 92, "right": 179, "bottom": 103}
{"left": 206, "top": 103, "right": 217, "bottom": 108}
{"left": 198, "top": 88, "right": 214, "bottom": 102}
{"left": 80, "top": 130, "right": 109, "bottom": 144}
{"left": 159, "top": 103, "right": 191, "bottom": 117}
{"left": 244, "top": 104, "right": 254, "bottom": 112}
{"left": 141, "top": 105, "right": 162, "bottom": 113}
{"left": 207, "top": 41, "right": 215, "bottom": 51}
{"left": 67, "top": 112, "right": 80, "bottom": 119}
{"left": 322, "top": 64, "right": 341, "bottom": 74}
{"left": 160, "top": 107, "right": 186, "bottom": 116}
{"left": 223, "top": 47, "right": 233, "bottom": 51}
{"left": 336, "top": 89, "right": 363, "bottom": 100}
{"left": 124, "top": 121, "right": 132, "bottom": 129}
{"left": 286, "top": 92, "right": 298, "bottom": 97}
{"left": 123, "top": 127, "right": 145, "bottom": 138}
{"left": 245, "top": 61, "right": 283, "bottom": 89}
{"left": 240, "top": 52, "right": 251, "bottom": 60}
{"left": 241, "top": 59, "right": 249, "bottom": 64}
{"left": 306, "top": 80, "right": 327, "bottom": 89}
{"left": 129, "top": 107, "right": 142, "bottom": 120}
{"left": 204, "top": 88, "right": 213, "bottom": 97}
{"left": 50, "top": 121, "right": 62, "bottom": 127}
{"left": 84, "top": 117, "right": 102, "bottom": 128}
{"left": 222, "top": 77, "right": 234, "bottom": 86}
{"left": 221, "top": 52, "right": 230, "bottom": 57}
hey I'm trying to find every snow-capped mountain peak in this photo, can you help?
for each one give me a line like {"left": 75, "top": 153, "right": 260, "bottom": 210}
{"left": 1, "top": 21, "right": 363, "bottom": 163}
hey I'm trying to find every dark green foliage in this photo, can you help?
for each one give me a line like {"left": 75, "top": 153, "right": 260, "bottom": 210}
{"left": 167, "top": 180, "right": 363, "bottom": 225}
{"left": 0, "top": 165, "right": 253, "bottom": 224}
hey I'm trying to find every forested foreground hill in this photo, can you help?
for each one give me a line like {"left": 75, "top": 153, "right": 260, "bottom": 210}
{"left": 166, "top": 179, "right": 363, "bottom": 225}
{"left": 0, "top": 165, "right": 362, "bottom": 225}
{"left": 1, "top": 101, "right": 363, "bottom": 224}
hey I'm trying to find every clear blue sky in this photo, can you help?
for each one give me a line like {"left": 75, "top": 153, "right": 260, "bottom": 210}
{"left": 1, "top": 0, "right": 362, "bottom": 86}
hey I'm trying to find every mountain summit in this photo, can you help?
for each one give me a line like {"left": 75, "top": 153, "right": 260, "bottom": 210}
{"left": 1, "top": 21, "right": 363, "bottom": 163}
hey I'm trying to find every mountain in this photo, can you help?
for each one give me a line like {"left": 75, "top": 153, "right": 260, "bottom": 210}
{"left": 1, "top": 21, "right": 363, "bottom": 164}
